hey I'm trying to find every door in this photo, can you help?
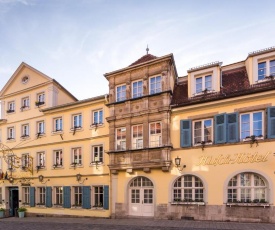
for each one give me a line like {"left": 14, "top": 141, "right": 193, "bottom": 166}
{"left": 9, "top": 187, "right": 19, "bottom": 216}
{"left": 129, "top": 177, "right": 154, "bottom": 217}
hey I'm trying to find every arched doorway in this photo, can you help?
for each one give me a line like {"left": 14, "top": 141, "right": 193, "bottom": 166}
{"left": 129, "top": 176, "right": 154, "bottom": 217}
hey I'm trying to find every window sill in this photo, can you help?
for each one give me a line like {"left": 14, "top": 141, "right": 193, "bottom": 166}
{"left": 53, "top": 205, "right": 63, "bottom": 209}
{"left": 193, "top": 90, "right": 215, "bottom": 96}
{"left": 171, "top": 202, "right": 205, "bottom": 206}
{"left": 70, "top": 127, "right": 83, "bottom": 133}
{"left": 7, "top": 138, "right": 16, "bottom": 142}
{"left": 194, "top": 141, "right": 213, "bottom": 147}
{"left": 52, "top": 166, "right": 64, "bottom": 170}
{"left": 51, "top": 130, "right": 64, "bottom": 135}
{"left": 242, "top": 136, "right": 264, "bottom": 142}
{"left": 69, "top": 164, "right": 83, "bottom": 169}
{"left": 90, "top": 123, "right": 105, "bottom": 130}
{"left": 6, "top": 111, "right": 15, "bottom": 114}
{"left": 226, "top": 202, "right": 270, "bottom": 207}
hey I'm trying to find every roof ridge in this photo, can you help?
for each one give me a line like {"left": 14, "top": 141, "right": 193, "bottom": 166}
{"left": 129, "top": 54, "right": 158, "bottom": 67}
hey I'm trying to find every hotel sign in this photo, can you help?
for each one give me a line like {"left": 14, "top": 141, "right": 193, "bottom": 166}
{"left": 196, "top": 152, "right": 271, "bottom": 166}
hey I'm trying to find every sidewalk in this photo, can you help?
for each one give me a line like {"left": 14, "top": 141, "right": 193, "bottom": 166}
{"left": 1, "top": 217, "right": 275, "bottom": 230}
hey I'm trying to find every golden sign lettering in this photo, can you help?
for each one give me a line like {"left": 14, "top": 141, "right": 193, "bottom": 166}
{"left": 196, "top": 152, "right": 271, "bottom": 166}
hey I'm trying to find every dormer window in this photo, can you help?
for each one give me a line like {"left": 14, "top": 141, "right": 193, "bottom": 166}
{"left": 257, "top": 60, "right": 275, "bottom": 81}
{"left": 195, "top": 75, "right": 212, "bottom": 94}
{"left": 116, "top": 85, "right": 126, "bottom": 102}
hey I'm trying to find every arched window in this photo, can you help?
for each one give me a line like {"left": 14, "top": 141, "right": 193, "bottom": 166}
{"left": 227, "top": 172, "right": 268, "bottom": 203}
{"left": 130, "top": 176, "right": 153, "bottom": 187}
{"left": 172, "top": 175, "right": 204, "bottom": 202}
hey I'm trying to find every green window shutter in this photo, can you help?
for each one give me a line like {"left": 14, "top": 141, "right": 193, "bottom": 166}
{"left": 267, "top": 106, "right": 275, "bottom": 139}
{"left": 30, "top": 187, "right": 35, "bottom": 207}
{"left": 227, "top": 112, "right": 239, "bottom": 143}
{"left": 180, "top": 120, "right": 192, "bottom": 147}
{"left": 46, "top": 187, "right": 52, "bottom": 207}
{"left": 214, "top": 114, "right": 226, "bottom": 144}
{"left": 63, "top": 186, "right": 71, "bottom": 208}
{"left": 103, "top": 185, "right": 109, "bottom": 210}
{"left": 82, "top": 186, "right": 91, "bottom": 209}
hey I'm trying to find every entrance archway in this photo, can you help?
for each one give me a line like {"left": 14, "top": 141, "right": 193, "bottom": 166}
{"left": 128, "top": 176, "right": 154, "bottom": 217}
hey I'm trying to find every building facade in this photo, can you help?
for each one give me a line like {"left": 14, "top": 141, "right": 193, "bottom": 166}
{"left": 0, "top": 46, "right": 275, "bottom": 222}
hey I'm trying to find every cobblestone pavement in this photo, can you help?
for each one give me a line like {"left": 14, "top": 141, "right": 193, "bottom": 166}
{"left": 1, "top": 217, "right": 275, "bottom": 230}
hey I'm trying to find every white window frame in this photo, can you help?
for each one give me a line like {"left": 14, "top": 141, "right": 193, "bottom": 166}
{"left": 37, "top": 151, "right": 46, "bottom": 168}
{"left": 36, "top": 92, "right": 45, "bottom": 105}
{"left": 53, "top": 150, "right": 63, "bottom": 168}
{"left": 172, "top": 175, "right": 204, "bottom": 203}
{"left": 132, "top": 80, "right": 143, "bottom": 98}
{"left": 37, "top": 187, "right": 46, "bottom": 206}
{"left": 92, "top": 186, "right": 104, "bottom": 208}
{"left": 21, "top": 124, "right": 29, "bottom": 138}
{"left": 149, "top": 76, "right": 162, "bottom": 95}
{"left": 92, "top": 109, "right": 103, "bottom": 125}
{"left": 21, "top": 153, "right": 30, "bottom": 168}
{"left": 54, "top": 186, "right": 63, "bottom": 206}
{"left": 194, "top": 75, "right": 212, "bottom": 95}
{"left": 21, "top": 96, "right": 30, "bottom": 110}
{"left": 7, "top": 101, "right": 15, "bottom": 113}
{"left": 7, "top": 126, "right": 15, "bottom": 140}
{"left": 116, "top": 127, "right": 126, "bottom": 150}
{"left": 227, "top": 172, "right": 268, "bottom": 203}
{"left": 193, "top": 118, "right": 213, "bottom": 146}
{"left": 71, "top": 147, "right": 82, "bottom": 166}
{"left": 72, "top": 114, "right": 82, "bottom": 129}
{"left": 116, "top": 84, "right": 126, "bottom": 102}
{"left": 37, "top": 121, "right": 45, "bottom": 135}
{"left": 132, "top": 124, "right": 143, "bottom": 149}
{"left": 149, "top": 122, "right": 162, "bottom": 147}
{"left": 53, "top": 117, "right": 63, "bottom": 132}
{"left": 240, "top": 111, "right": 264, "bottom": 141}
{"left": 91, "top": 145, "right": 104, "bottom": 164}
{"left": 72, "top": 186, "right": 82, "bottom": 208}
{"left": 257, "top": 59, "right": 275, "bottom": 82}
{"left": 22, "top": 187, "right": 30, "bottom": 205}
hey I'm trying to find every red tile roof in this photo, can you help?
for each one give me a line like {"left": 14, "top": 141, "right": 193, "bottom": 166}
{"left": 129, "top": 54, "right": 158, "bottom": 67}
{"left": 171, "top": 67, "right": 275, "bottom": 107}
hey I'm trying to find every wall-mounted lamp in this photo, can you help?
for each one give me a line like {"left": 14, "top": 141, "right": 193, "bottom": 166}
{"left": 38, "top": 175, "right": 50, "bottom": 184}
{"left": 175, "top": 156, "right": 186, "bottom": 172}
{"left": 76, "top": 173, "right": 87, "bottom": 184}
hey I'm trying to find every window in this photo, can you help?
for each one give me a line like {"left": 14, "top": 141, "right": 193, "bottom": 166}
{"left": 7, "top": 127, "right": 15, "bottom": 140}
{"left": 193, "top": 119, "right": 213, "bottom": 145}
{"left": 7, "top": 101, "right": 15, "bottom": 113}
{"left": 37, "top": 121, "right": 45, "bottom": 135}
{"left": 22, "top": 187, "right": 30, "bottom": 205}
{"left": 93, "top": 109, "right": 103, "bottom": 125}
{"left": 173, "top": 175, "right": 204, "bottom": 202}
{"left": 116, "top": 85, "right": 126, "bottom": 102}
{"left": 116, "top": 127, "right": 126, "bottom": 150}
{"left": 258, "top": 60, "right": 275, "bottom": 81}
{"left": 149, "top": 122, "right": 161, "bottom": 147}
{"left": 92, "top": 145, "right": 103, "bottom": 163}
{"left": 93, "top": 186, "right": 103, "bottom": 208}
{"left": 21, "top": 153, "right": 30, "bottom": 168}
{"left": 36, "top": 92, "right": 45, "bottom": 106}
{"left": 132, "top": 80, "right": 143, "bottom": 98}
{"left": 37, "top": 187, "right": 46, "bottom": 205}
{"left": 240, "top": 111, "right": 263, "bottom": 140}
{"left": 54, "top": 117, "right": 63, "bottom": 132}
{"left": 227, "top": 172, "right": 267, "bottom": 203}
{"left": 72, "top": 148, "right": 82, "bottom": 165}
{"left": 132, "top": 124, "right": 143, "bottom": 149}
{"left": 150, "top": 76, "right": 161, "bottom": 94}
{"left": 53, "top": 150, "right": 63, "bottom": 168}
{"left": 54, "top": 187, "right": 63, "bottom": 206}
{"left": 72, "top": 114, "right": 82, "bottom": 128}
{"left": 7, "top": 155, "right": 15, "bottom": 170}
{"left": 21, "top": 124, "right": 29, "bottom": 138}
{"left": 21, "top": 97, "right": 29, "bottom": 110}
{"left": 195, "top": 75, "right": 212, "bottom": 94}
{"left": 73, "top": 186, "right": 82, "bottom": 207}
{"left": 37, "top": 152, "right": 45, "bottom": 168}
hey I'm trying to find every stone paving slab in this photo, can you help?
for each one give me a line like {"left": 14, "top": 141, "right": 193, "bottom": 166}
{"left": 1, "top": 217, "right": 275, "bottom": 230}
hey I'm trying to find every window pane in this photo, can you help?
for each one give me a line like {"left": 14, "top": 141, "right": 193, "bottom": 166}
{"left": 258, "top": 62, "right": 266, "bottom": 80}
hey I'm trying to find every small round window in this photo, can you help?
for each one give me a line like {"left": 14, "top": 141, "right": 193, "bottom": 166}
{"left": 22, "top": 76, "right": 29, "bottom": 84}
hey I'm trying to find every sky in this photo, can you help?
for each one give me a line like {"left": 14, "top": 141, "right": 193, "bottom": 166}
{"left": 0, "top": 0, "right": 275, "bottom": 100}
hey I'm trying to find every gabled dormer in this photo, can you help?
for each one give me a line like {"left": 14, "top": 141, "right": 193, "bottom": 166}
{"left": 187, "top": 61, "right": 222, "bottom": 98}
{"left": 0, "top": 62, "right": 77, "bottom": 120}
{"left": 245, "top": 46, "right": 275, "bottom": 84}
